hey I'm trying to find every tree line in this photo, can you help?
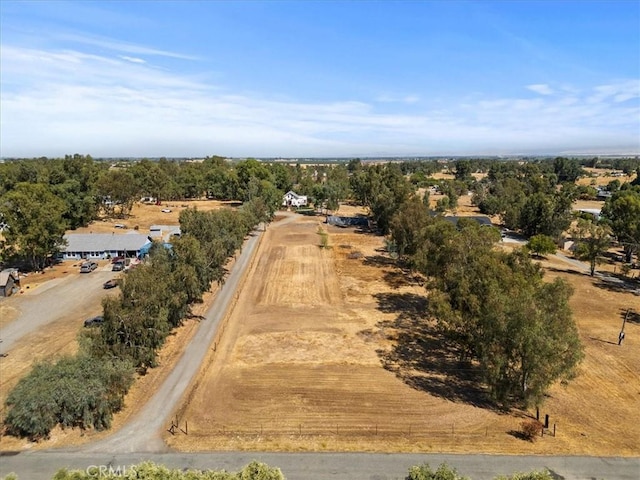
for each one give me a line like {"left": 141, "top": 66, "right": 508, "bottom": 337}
{"left": 3, "top": 206, "right": 262, "bottom": 440}
{"left": 2, "top": 154, "right": 638, "bottom": 428}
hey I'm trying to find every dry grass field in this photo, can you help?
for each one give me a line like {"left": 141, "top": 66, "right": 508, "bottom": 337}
{"left": 166, "top": 209, "right": 640, "bottom": 455}
{"left": 1, "top": 194, "right": 639, "bottom": 455}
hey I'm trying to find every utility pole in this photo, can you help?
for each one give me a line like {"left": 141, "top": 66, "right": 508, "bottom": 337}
{"left": 618, "top": 308, "right": 630, "bottom": 346}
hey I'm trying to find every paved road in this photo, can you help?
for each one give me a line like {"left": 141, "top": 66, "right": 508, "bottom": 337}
{"left": 0, "top": 451, "right": 637, "bottom": 480}
{"left": 0, "top": 267, "right": 113, "bottom": 354}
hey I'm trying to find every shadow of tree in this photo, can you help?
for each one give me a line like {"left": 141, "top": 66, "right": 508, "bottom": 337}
{"left": 363, "top": 254, "right": 396, "bottom": 268}
{"left": 594, "top": 276, "right": 640, "bottom": 294}
{"left": 371, "top": 292, "right": 499, "bottom": 411}
{"left": 621, "top": 308, "right": 640, "bottom": 325}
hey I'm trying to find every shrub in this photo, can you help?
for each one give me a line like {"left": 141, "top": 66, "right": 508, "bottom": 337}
{"left": 520, "top": 420, "right": 543, "bottom": 442}
{"left": 406, "top": 463, "right": 469, "bottom": 480}
{"left": 495, "top": 470, "right": 554, "bottom": 480}
{"left": 50, "top": 461, "right": 284, "bottom": 479}
{"left": 4, "top": 356, "right": 133, "bottom": 440}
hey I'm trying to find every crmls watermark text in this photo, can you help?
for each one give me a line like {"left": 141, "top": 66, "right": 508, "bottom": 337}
{"left": 86, "top": 465, "right": 138, "bottom": 477}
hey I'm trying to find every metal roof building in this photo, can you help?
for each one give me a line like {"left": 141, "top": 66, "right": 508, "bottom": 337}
{"left": 443, "top": 215, "right": 494, "bottom": 227}
{"left": 60, "top": 233, "right": 152, "bottom": 260}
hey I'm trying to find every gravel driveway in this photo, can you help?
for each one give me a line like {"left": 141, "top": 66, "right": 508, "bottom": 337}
{"left": 0, "top": 266, "right": 114, "bottom": 355}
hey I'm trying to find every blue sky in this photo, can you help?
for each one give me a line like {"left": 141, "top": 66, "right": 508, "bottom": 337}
{"left": 1, "top": 0, "right": 639, "bottom": 158}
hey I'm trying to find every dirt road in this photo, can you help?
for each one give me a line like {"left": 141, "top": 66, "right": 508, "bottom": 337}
{"left": 79, "top": 220, "right": 285, "bottom": 453}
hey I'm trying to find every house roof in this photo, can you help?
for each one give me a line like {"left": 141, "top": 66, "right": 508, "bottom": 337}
{"left": 0, "top": 270, "right": 18, "bottom": 287}
{"left": 149, "top": 225, "right": 181, "bottom": 238}
{"left": 443, "top": 216, "right": 494, "bottom": 227}
{"left": 63, "top": 233, "right": 151, "bottom": 253}
{"left": 284, "top": 191, "right": 306, "bottom": 199}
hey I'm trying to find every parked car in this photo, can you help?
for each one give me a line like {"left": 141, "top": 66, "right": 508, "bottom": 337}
{"left": 83, "top": 315, "right": 104, "bottom": 327}
{"left": 80, "top": 261, "right": 98, "bottom": 273}
{"left": 112, "top": 262, "right": 124, "bottom": 271}
{"left": 103, "top": 279, "right": 119, "bottom": 289}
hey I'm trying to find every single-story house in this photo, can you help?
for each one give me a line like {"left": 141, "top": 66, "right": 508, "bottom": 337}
{"left": 60, "top": 233, "right": 152, "bottom": 260}
{"left": 443, "top": 215, "right": 494, "bottom": 227}
{"left": 282, "top": 191, "right": 308, "bottom": 207}
{"left": 576, "top": 208, "right": 602, "bottom": 221}
{"left": 0, "top": 269, "right": 20, "bottom": 297}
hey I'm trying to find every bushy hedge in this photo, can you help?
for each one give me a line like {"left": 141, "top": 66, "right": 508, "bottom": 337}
{"left": 54, "top": 461, "right": 284, "bottom": 480}
{"left": 0, "top": 462, "right": 556, "bottom": 480}
{"left": 4, "top": 356, "right": 133, "bottom": 440}
{"left": 406, "top": 464, "right": 554, "bottom": 480}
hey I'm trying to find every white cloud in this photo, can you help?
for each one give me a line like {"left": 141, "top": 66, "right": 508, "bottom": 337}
{"left": 375, "top": 94, "right": 420, "bottom": 104}
{"left": 56, "top": 32, "right": 199, "bottom": 61}
{"left": 1, "top": 44, "right": 638, "bottom": 158}
{"left": 526, "top": 84, "right": 554, "bottom": 95}
{"left": 119, "top": 55, "right": 146, "bottom": 64}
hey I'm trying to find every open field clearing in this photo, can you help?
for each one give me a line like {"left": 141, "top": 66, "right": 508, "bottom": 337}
{"left": 73, "top": 199, "right": 233, "bottom": 234}
{"left": 1, "top": 196, "right": 638, "bottom": 455}
{"left": 166, "top": 212, "right": 639, "bottom": 455}
{"left": 578, "top": 168, "right": 637, "bottom": 187}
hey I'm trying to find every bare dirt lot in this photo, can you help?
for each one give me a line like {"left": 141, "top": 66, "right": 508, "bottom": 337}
{"left": 166, "top": 211, "right": 640, "bottom": 455}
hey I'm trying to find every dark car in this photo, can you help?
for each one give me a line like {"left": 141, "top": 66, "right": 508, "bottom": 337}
{"left": 83, "top": 315, "right": 104, "bottom": 327}
{"left": 112, "top": 262, "right": 124, "bottom": 271}
{"left": 103, "top": 279, "right": 119, "bottom": 289}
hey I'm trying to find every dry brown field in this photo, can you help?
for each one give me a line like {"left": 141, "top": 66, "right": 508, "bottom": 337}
{"left": 2, "top": 194, "right": 639, "bottom": 455}
{"left": 166, "top": 209, "right": 640, "bottom": 455}
{"left": 74, "top": 199, "right": 232, "bottom": 234}
{"left": 578, "top": 168, "right": 637, "bottom": 187}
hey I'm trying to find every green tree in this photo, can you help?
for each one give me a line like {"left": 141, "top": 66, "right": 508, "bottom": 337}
{"left": 519, "top": 191, "right": 573, "bottom": 239}
{"left": 572, "top": 219, "right": 611, "bottom": 276}
{"left": 553, "top": 157, "right": 583, "bottom": 183}
{"left": 236, "top": 158, "right": 273, "bottom": 200}
{"left": 0, "top": 182, "right": 67, "bottom": 270}
{"left": 96, "top": 169, "right": 139, "bottom": 218}
{"left": 601, "top": 188, "right": 640, "bottom": 262}
{"left": 390, "top": 196, "right": 432, "bottom": 261}
{"left": 415, "top": 221, "right": 583, "bottom": 407}
{"left": 130, "top": 159, "right": 175, "bottom": 203}
{"left": 4, "top": 355, "right": 133, "bottom": 440}
{"left": 527, "top": 234, "right": 557, "bottom": 257}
